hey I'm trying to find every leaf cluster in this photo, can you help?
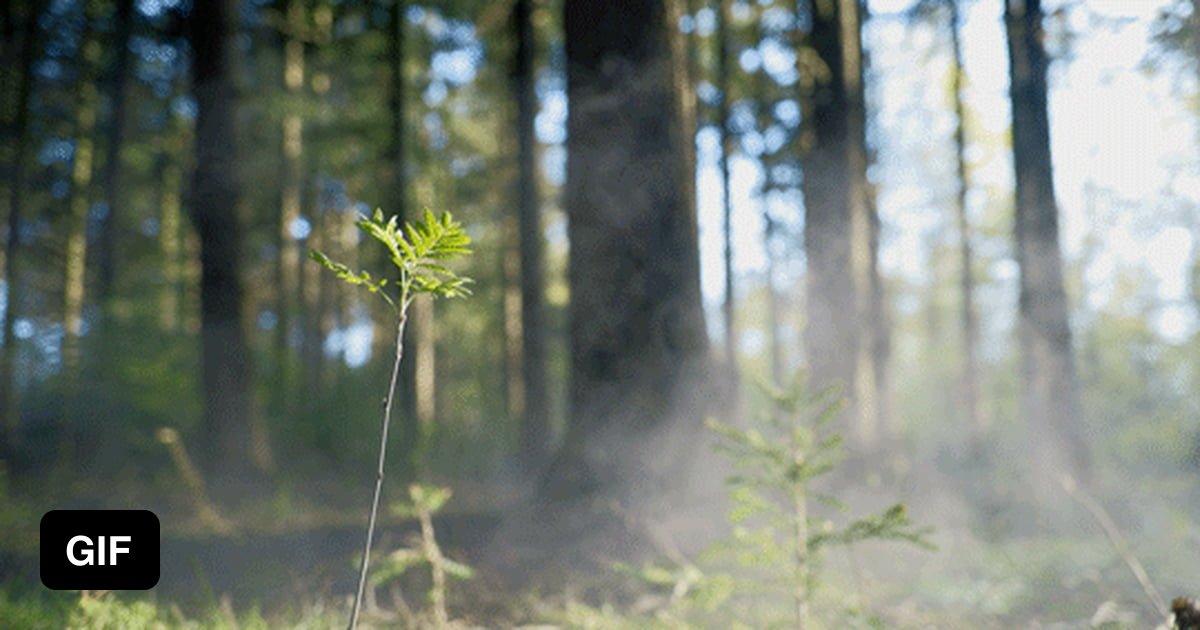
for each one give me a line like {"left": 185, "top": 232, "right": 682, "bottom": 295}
{"left": 310, "top": 208, "right": 473, "bottom": 314}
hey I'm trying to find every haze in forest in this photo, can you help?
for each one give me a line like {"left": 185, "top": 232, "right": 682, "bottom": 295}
{"left": 0, "top": 0, "right": 1198, "bottom": 628}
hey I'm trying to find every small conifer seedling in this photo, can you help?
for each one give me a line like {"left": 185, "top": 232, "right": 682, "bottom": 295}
{"left": 310, "top": 208, "right": 472, "bottom": 630}
{"left": 707, "top": 375, "right": 934, "bottom": 628}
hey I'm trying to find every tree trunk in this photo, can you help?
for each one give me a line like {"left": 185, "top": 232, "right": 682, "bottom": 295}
{"left": 0, "top": 0, "right": 45, "bottom": 447}
{"left": 801, "top": 0, "right": 857, "bottom": 405}
{"left": 95, "top": 0, "right": 134, "bottom": 303}
{"left": 751, "top": 9, "right": 783, "bottom": 387}
{"left": 716, "top": 0, "right": 737, "bottom": 383}
{"left": 275, "top": 0, "right": 305, "bottom": 416}
{"left": 156, "top": 150, "right": 184, "bottom": 332}
{"left": 842, "top": 0, "right": 887, "bottom": 448}
{"left": 187, "top": 0, "right": 269, "bottom": 492}
{"left": 552, "top": 0, "right": 709, "bottom": 501}
{"left": 947, "top": 0, "right": 984, "bottom": 445}
{"left": 1004, "top": 0, "right": 1088, "bottom": 480}
{"left": 502, "top": 193, "right": 523, "bottom": 422}
{"left": 512, "top": 0, "right": 549, "bottom": 465}
{"left": 386, "top": 0, "right": 420, "bottom": 477}
{"left": 62, "top": 10, "right": 101, "bottom": 382}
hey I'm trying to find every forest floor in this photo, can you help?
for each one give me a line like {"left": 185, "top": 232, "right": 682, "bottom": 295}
{"left": 0, "top": 460, "right": 1195, "bottom": 628}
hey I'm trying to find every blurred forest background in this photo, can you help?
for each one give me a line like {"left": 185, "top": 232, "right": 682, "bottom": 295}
{"left": 1, "top": 0, "right": 1200, "bottom": 627}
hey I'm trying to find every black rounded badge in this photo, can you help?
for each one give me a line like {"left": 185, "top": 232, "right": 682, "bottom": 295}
{"left": 40, "top": 510, "right": 160, "bottom": 590}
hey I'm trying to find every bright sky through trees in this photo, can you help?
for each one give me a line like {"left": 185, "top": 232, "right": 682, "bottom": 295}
{"left": 693, "top": 0, "right": 1199, "bottom": 347}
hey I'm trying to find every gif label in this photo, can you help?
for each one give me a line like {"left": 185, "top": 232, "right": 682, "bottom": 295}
{"left": 40, "top": 510, "right": 159, "bottom": 590}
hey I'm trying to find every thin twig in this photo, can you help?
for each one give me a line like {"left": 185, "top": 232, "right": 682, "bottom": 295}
{"left": 156, "top": 427, "right": 234, "bottom": 535}
{"left": 1059, "top": 475, "right": 1168, "bottom": 617}
{"left": 348, "top": 313, "right": 408, "bottom": 630}
{"left": 417, "top": 498, "right": 449, "bottom": 628}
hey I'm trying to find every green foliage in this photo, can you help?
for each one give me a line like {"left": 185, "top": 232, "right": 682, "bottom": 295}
{"left": 392, "top": 483, "right": 455, "bottom": 519}
{"left": 703, "top": 374, "right": 934, "bottom": 627}
{"left": 369, "top": 484, "right": 474, "bottom": 627}
{"left": 572, "top": 376, "right": 935, "bottom": 629}
{"left": 311, "top": 208, "right": 473, "bottom": 629}
{"left": 69, "top": 595, "right": 162, "bottom": 630}
{"left": 310, "top": 208, "right": 473, "bottom": 313}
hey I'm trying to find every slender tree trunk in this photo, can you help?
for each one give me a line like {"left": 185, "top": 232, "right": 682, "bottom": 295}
{"left": 276, "top": 0, "right": 305, "bottom": 412}
{"left": 947, "top": 0, "right": 984, "bottom": 444}
{"left": 157, "top": 149, "right": 185, "bottom": 332}
{"left": 1004, "top": 0, "right": 1088, "bottom": 481}
{"left": 839, "top": 0, "right": 885, "bottom": 448}
{"left": 765, "top": 215, "right": 784, "bottom": 385}
{"left": 413, "top": 292, "right": 435, "bottom": 465}
{"left": 716, "top": 0, "right": 737, "bottom": 376}
{"left": 0, "top": 0, "right": 44, "bottom": 446}
{"left": 751, "top": 9, "right": 783, "bottom": 387}
{"left": 552, "top": 0, "right": 709, "bottom": 501}
{"left": 684, "top": 0, "right": 700, "bottom": 120}
{"left": 156, "top": 84, "right": 191, "bottom": 333}
{"left": 62, "top": 11, "right": 101, "bottom": 381}
{"left": 95, "top": 0, "right": 134, "bottom": 302}
{"left": 801, "top": 0, "right": 857, "bottom": 405}
{"left": 187, "top": 0, "right": 268, "bottom": 491}
{"left": 512, "top": 0, "right": 549, "bottom": 464}
{"left": 301, "top": 201, "right": 326, "bottom": 390}
{"left": 502, "top": 202, "right": 523, "bottom": 420}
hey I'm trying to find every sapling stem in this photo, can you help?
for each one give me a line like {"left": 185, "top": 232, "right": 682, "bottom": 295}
{"left": 348, "top": 308, "right": 408, "bottom": 630}
{"left": 310, "top": 209, "right": 471, "bottom": 630}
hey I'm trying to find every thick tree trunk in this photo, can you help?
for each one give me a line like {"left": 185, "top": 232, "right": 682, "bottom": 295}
{"left": 948, "top": 0, "right": 984, "bottom": 444}
{"left": 1004, "top": 0, "right": 1088, "bottom": 480}
{"left": 552, "top": 0, "right": 709, "bottom": 501}
{"left": 187, "top": 0, "right": 269, "bottom": 491}
{"left": 0, "top": 0, "right": 44, "bottom": 447}
{"left": 512, "top": 0, "right": 549, "bottom": 465}
{"left": 95, "top": 0, "right": 134, "bottom": 302}
{"left": 801, "top": 0, "right": 857, "bottom": 404}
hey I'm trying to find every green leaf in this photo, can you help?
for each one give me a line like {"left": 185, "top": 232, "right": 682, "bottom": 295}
{"left": 442, "top": 557, "right": 475, "bottom": 581}
{"left": 409, "top": 484, "right": 452, "bottom": 514}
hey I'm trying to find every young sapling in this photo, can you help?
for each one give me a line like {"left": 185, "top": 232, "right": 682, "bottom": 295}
{"left": 310, "top": 208, "right": 472, "bottom": 630}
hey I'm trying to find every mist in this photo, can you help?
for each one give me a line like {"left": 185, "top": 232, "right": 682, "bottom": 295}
{"left": 1, "top": 0, "right": 1199, "bottom": 628}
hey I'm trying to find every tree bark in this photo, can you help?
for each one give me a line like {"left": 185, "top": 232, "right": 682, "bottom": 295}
{"left": 95, "top": 0, "right": 134, "bottom": 302}
{"left": 1004, "top": 0, "right": 1088, "bottom": 480}
{"left": 801, "top": 0, "right": 857, "bottom": 405}
{"left": 187, "top": 0, "right": 269, "bottom": 490}
{"left": 512, "top": 0, "right": 549, "bottom": 465}
{"left": 552, "top": 0, "right": 709, "bottom": 501}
